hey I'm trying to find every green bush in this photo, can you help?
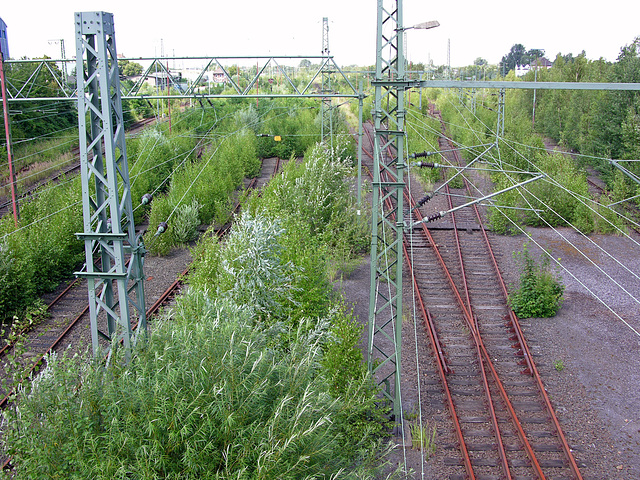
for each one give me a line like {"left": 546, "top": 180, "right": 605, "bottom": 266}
{"left": 0, "top": 177, "right": 84, "bottom": 323}
{"left": 143, "top": 129, "right": 259, "bottom": 255}
{"left": 509, "top": 243, "right": 565, "bottom": 318}
{"left": 3, "top": 300, "right": 390, "bottom": 479}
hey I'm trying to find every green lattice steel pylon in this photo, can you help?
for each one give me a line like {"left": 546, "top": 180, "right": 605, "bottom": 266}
{"left": 74, "top": 11, "right": 146, "bottom": 361}
{"left": 368, "top": 0, "right": 406, "bottom": 421}
{"left": 320, "top": 17, "right": 334, "bottom": 151}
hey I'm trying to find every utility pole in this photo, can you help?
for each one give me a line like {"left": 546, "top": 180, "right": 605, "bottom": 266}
{"left": 369, "top": 0, "right": 407, "bottom": 422}
{"left": 0, "top": 45, "right": 18, "bottom": 226}
{"left": 48, "top": 39, "right": 69, "bottom": 87}
{"left": 74, "top": 11, "right": 147, "bottom": 361}
{"left": 447, "top": 38, "right": 451, "bottom": 81}
{"left": 357, "top": 79, "right": 364, "bottom": 212}
{"left": 497, "top": 88, "right": 505, "bottom": 140}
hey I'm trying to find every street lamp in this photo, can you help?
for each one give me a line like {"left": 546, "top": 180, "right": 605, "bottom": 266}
{"left": 406, "top": 20, "right": 440, "bottom": 31}
{"left": 401, "top": 20, "right": 440, "bottom": 107}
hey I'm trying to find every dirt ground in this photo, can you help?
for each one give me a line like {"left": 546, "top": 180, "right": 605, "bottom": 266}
{"left": 336, "top": 195, "right": 640, "bottom": 479}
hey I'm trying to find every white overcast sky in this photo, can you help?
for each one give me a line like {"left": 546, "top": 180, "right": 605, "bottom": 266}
{"left": 1, "top": 1, "right": 639, "bottom": 67}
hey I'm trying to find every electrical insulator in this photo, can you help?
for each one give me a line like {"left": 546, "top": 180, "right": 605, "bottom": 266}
{"left": 156, "top": 221, "right": 168, "bottom": 236}
{"left": 415, "top": 194, "right": 432, "bottom": 208}
{"left": 141, "top": 193, "right": 152, "bottom": 205}
{"left": 415, "top": 161, "right": 437, "bottom": 168}
{"left": 426, "top": 212, "right": 443, "bottom": 223}
{"left": 410, "top": 150, "right": 437, "bottom": 159}
{"left": 106, "top": 218, "right": 112, "bottom": 232}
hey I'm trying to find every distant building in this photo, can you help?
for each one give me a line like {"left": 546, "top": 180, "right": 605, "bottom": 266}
{"left": 127, "top": 71, "right": 186, "bottom": 91}
{"left": 515, "top": 57, "right": 553, "bottom": 77}
{"left": 0, "top": 17, "right": 9, "bottom": 59}
{"left": 212, "top": 68, "right": 229, "bottom": 84}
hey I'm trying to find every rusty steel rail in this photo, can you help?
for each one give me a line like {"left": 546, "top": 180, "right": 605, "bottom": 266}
{"left": 408, "top": 186, "right": 543, "bottom": 479}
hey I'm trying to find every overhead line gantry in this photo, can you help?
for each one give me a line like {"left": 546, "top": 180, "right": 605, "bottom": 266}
{"left": 2, "top": 55, "right": 361, "bottom": 102}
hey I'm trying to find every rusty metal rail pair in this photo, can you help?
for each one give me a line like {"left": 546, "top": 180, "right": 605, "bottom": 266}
{"left": 440, "top": 121, "right": 582, "bottom": 478}
{"left": 362, "top": 120, "right": 583, "bottom": 479}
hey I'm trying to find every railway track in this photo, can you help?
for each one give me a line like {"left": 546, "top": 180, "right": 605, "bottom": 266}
{"left": 363, "top": 114, "right": 584, "bottom": 478}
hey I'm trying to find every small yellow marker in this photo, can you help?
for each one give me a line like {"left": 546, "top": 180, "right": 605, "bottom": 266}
{"left": 274, "top": 135, "right": 282, "bottom": 142}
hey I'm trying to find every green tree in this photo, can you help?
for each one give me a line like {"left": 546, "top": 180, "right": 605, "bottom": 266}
{"left": 500, "top": 43, "right": 527, "bottom": 74}
{"left": 119, "top": 59, "right": 143, "bottom": 76}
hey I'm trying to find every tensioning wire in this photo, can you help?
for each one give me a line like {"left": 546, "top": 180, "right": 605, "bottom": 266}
{"left": 491, "top": 197, "right": 640, "bottom": 338}
{"left": 421, "top": 91, "right": 640, "bottom": 337}
{"left": 129, "top": 106, "right": 245, "bottom": 194}
{"left": 8, "top": 127, "right": 77, "bottom": 146}
{"left": 491, "top": 134, "right": 640, "bottom": 282}
{"left": 499, "top": 134, "right": 640, "bottom": 247}
{"left": 404, "top": 123, "right": 426, "bottom": 478}
{"left": 131, "top": 100, "right": 304, "bottom": 211}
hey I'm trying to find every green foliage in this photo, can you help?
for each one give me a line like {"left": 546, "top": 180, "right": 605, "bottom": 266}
{"left": 256, "top": 101, "right": 319, "bottom": 159}
{"left": 509, "top": 243, "right": 565, "bottom": 318}
{"left": 216, "top": 212, "right": 297, "bottom": 319}
{"left": 3, "top": 121, "right": 393, "bottom": 477}
{"left": 3, "top": 303, "right": 391, "bottom": 479}
{"left": 143, "top": 128, "right": 259, "bottom": 255}
{"left": 499, "top": 44, "right": 545, "bottom": 75}
{"left": 511, "top": 38, "right": 640, "bottom": 169}
{"left": 186, "top": 228, "right": 222, "bottom": 291}
{"left": 119, "top": 59, "right": 143, "bottom": 77}
{"left": 593, "top": 194, "right": 629, "bottom": 234}
{"left": 410, "top": 421, "right": 437, "bottom": 457}
{"left": 322, "top": 305, "right": 366, "bottom": 397}
{"left": 171, "top": 199, "right": 201, "bottom": 244}
{"left": 522, "top": 153, "right": 590, "bottom": 227}
{"left": 445, "top": 168, "right": 465, "bottom": 189}
{"left": 2, "top": 61, "right": 76, "bottom": 143}
{"left": 321, "top": 304, "right": 389, "bottom": 441}
{"left": 405, "top": 104, "right": 443, "bottom": 187}
{"left": 0, "top": 176, "right": 83, "bottom": 323}
{"left": 249, "top": 139, "right": 368, "bottom": 277}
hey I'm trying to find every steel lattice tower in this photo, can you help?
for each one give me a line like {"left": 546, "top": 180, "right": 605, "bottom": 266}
{"left": 74, "top": 11, "right": 146, "bottom": 360}
{"left": 368, "top": 0, "right": 407, "bottom": 421}
{"left": 320, "top": 17, "right": 333, "bottom": 151}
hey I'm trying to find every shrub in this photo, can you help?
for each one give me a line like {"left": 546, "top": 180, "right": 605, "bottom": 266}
{"left": 2, "top": 301, "right": 391, "bottom": 479}
{"left": 171, "top": 199, "right": 201, "bottom": 244}
{"left": 0, "top": 177, "right": 84, "bottom": 323}
{"left": 216, "top": 212, "right": 297, "bottom": 320}
{"left": 509, "top": 242, "right": 565, "bottom": 318}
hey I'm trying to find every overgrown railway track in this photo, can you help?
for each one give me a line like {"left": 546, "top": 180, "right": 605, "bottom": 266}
{"left": 363, "top": 114, "right": 584, "bottom": 478}
{"left": 0, "top": 155, "right": 282, "bottom": 469}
